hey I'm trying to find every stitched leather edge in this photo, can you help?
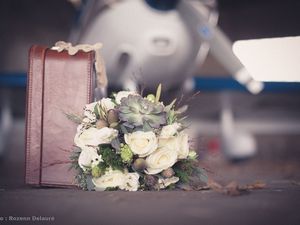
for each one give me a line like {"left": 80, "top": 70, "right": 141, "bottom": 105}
{"left": 25, "top": 45, "right": 36, "bottom": 185}
{"left": 25, "top": 46, "right": 47, "bottom": 186}
{"left": 87, "top": 51, "right": 93, "bottom": 103}
{"left": 39, "top": 48, "right": 48, "bottom": 186}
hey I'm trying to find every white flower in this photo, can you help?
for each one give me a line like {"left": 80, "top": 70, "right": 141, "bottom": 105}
{"left": 158, "top": 176, "right": 179, "bottom": 189}
{"left": 124, "top": 131, "right": 158, "bottom": 157}
{"left": 78, "top": 147, "right": 102, "bottom": 171}
{"left": 120, "top": 172, "right": 140, "bottom": 191}
{"left": 145, "top": 147, "right": 178, "bottom": 175}
{"left": 83, "top": 102, "right": 98, "bottom": 122}
{"left": 158, "top": 131, "right": 190, "bottom": 160}
{"left": 92, "top": 169, "right": 125, "bottom": 191}
{"left": 188, "top": 150, "right": 198, "bottom": 159}
{"left": 115, "top": 91, "right": 138, "bottom": 104}
{"left": 74, "top": 127, "right": 118, "bottom": 148}
{"left": 160, "top": 122, "right": 182, "bottom": 137}
{"left": 76, "top": 124, "right": 84, "bottom": 133}
{"left": 100, "top": 98, "right": 115, "bottom": 111}
{"left": 76, "top": 123, "right": 90, "bottom": 134}
{"left": 176, "top": 132, "right": 189, "bottom": 159}
{"left": 82, "top": 118, "right": 91, "bottom": 124}
{"left": 92, "top": 169, "right": 140, "bottom": 191}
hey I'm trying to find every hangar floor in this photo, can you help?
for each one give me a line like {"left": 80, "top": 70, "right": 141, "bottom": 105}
{"left": 0, "top": 120, "right": 299, "bottom": 225}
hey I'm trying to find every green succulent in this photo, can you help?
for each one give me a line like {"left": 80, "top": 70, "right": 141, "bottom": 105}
{"left": 117, "top": 95, "right": 166, "bottom": 129}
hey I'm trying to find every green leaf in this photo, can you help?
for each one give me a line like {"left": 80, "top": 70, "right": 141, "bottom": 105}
{"left": 164, "top": 98, "right": 177, "bottom": 112}
{"left": 167, "top": 109, "right": 176, "bottom": 125}
{"left": 100, "top": 106, "right": 106, "bottom": 120}
{"left": 110, "top": 92, "right": 117, "bottom": 105}
{"left": 64, "top": 112, "right": 83, "bottom": 124}
{"left": 94, "top": 104, "right": 100, "bottom": 119}
{"left": 155, "top": 83, "right": 162, "bottom": 103}
{"left": 175, "top": 105, "right": 188, "bottom": 115}
{"left": 120, "top": 124, "right": 129, "bottom": 134}
{"left": 178, "top": 115, "right": 188, "bottom": 122}
{"left": 85, "top": 175, "right": 95, "bottom": 191}
{"left": 143, "top": 120, "right": 153, "bottom": 132}
{"left": 174, "top": 167, "right": 189, "bottom": 183}
{"left": 111, "top": 138, "right": 121, "bottom": 152}
{"left": 74, "top": 168, "right": 89, "bottom": 190}
{"left": 94, "top": 103, "right": 107, "bottom": 120}
{"left": 97, "top": 162, "right": 108, "bottom": 174}
{"left": 195, "top": 167, "right": 208, "bottom": 184}
{"left": 100, "top": 146, "right": 124, "bottom": 171}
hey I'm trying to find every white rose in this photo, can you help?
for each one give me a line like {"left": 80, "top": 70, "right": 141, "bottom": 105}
{"left": 76, "top": 123, "right": 90, "bottom": 134}
{"left": 124, "top": 131, "right": 158, "bottom": 157}
{"left": 74, "top": 131, "right": 84, "bottom": 149}
{"left": 120, "top": 172, "right": 140, "bottom": 191}
{"left": 115, "top": 91, "right": 138, "bottom": 104}
{"left": 78, "top": 147, "right": 102, "bottom": 171}
{"left": 160, "top": 122, "right": 181, "bottom": 137}
{"left": 76, "top": 124, "right": 84, "bottom": 133}
{"left": 100, "top": 98, "right": 115, "bottom": 111}
{"left": 158, "top": 176, "right": 179, "bottom": 189}
{"left": 83, "top": 102, "right": 98, "bottom": 122}
{"left": 176, "top": 132, "right": 189, "bottom": 159}
{"left": 92, "top": 169, "right": 125, "bottom": 191}
{"left": 158, "top": 131, "right": 189, "bottom": 160}
{"left": 145, "top": 147, "right": 178, "bottom": 175}
{"left": 74, "top": 127, "right": 118, "bottom": 148}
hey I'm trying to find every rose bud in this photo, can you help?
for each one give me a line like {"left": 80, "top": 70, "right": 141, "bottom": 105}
{"left": 96, "top": 119, "right": 108, "bottom": 129}
{"left": 161, "top": 168, "right": 175, "bottom": 178}
{"left": 132, "top": 158, "right": 147, "bottom": 171}
{"left": 107, "top": 109, "right": 119, "bottom": 125}
{"left": 146, "top": 94, "right": 156, "bottom": 103}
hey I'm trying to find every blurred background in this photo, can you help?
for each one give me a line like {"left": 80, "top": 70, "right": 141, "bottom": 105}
{"left": 0, "top": 0, "right": 300, "bottom": 224}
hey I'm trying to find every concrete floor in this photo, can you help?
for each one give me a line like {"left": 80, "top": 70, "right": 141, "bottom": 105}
{"left": 0, "top": 120, "right": 300, "bottom": 225}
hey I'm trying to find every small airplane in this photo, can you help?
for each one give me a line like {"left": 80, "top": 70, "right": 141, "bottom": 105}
{"left": 69, "top": 0, "right": 263, "bottom": 94}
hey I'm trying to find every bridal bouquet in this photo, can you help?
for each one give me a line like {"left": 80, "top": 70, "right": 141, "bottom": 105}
{"left": 70, "top": 85, "right": 207, "bottom": 191}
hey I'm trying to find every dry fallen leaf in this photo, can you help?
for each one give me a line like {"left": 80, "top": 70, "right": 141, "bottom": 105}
{"left": 224, "top": 181, "right": 248, "bottom": 196}
{"left": 207, "top": 180, "right": 223, "bottom": 192}
{"left": 291, "top": 180, "right": 300, "bottom": 186}
{"left": 207, "top": 180, "right": 266, "bottom": 196}
{"left": 245, "top": 180, "right": 266, "bottom": 190}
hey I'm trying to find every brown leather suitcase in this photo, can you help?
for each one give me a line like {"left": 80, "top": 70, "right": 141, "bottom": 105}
{"left": 25, "top": 45, "right": 98, "bottom": 187}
